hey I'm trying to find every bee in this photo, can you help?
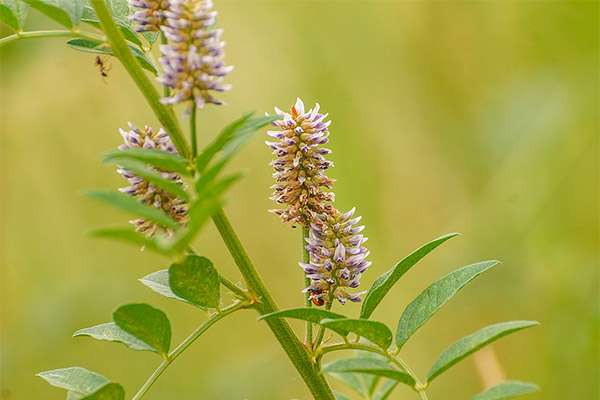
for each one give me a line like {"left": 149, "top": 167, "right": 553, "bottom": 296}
{"left": 94, "top": 55, "right": 111, "bottom": 80}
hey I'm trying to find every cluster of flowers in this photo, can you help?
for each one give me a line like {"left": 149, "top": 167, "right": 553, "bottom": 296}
{"left": 267, "top": 99, "right": 370, "bottom": 305}
{"left": 128, "top": 0, "right": 232, "bottom": 114}
{"left": 117, "top": 123, "right": 188, "bottom": 237}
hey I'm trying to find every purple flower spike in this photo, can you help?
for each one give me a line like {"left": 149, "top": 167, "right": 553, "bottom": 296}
{"left": 302, "top": 208, "right": 370, "bottom": 305}
{"left": 266, "top": 98, "right": 336, "bottom": 227}
{"left": 156, "top": 0, "right": 232, "bottom": 114}
{"left": 117, "top": 123, "right": 188, "bottom": 238}
{"left": 128, "top": 0, "right": 168, "bottom": 32}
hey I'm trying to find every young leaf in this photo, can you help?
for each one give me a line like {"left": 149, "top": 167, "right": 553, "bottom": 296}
{"left": 169, "top": 255, "right": 220, "bottom": 308}
{"left": 322, "top": 358, "right": 415, "bottom": 387}
{"left": 139, "top": 269, "right": 201, "bottom": 306}
{"left": 320, "top": 319, "right": 393, "bottom": 349}
{"left": 257, "top": 308, "right": 347, "bottom": 326}
{"left": 373, "top": 380, "right": 398, "bottom": 400}
{"left": 22, "top": 0, "right": 72, "bottom": 29}
{"left": 101, "top": 148, "right": 191, "bottom": 177}
{"left": 106, "top": 158, "right": 189, "bottom": 201}
{"left": 3, "top": 0, "right": 29, "bottom": 29}
{"left": 396, "top": 260, "right": 500, "bottom": 349}
{"left": 113, "top": 303, "right": 171, "bottom": 357}
{"left": 0, "top": 5, "right": 19, "bottom": 32}
{"left": 73, "top": 322, "right": 156, "bottom": 352}
{"left": 87, "top": 227, "right": 169, "bottom": 255}
{"left": 427, "top": 320, "right": 539, "bottom": 382}
{"left": 36, "top": 367, "right": 108, "bottom": 395}
{"left": 470, "top": 381, "right": 540, "bottom": 400}
{"left": 360, "top": 233, "right": 459, "bottom": 319}
{"left": 56, "top": 0, "right": 85, "bottom": 26}
{"left": 333, "top": 392, "right": 353, "bottom": 400}
{"left": 80, "top": 383, "right": 125, "bottom": 400}
{"left": 84, "top": 189, "right": 178, "bottom": 229}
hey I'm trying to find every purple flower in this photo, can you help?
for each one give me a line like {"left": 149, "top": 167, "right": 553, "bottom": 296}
{"left": 128, "top": 0, "right": 168, "bottom": 32}
{"left": 266, "top": 98, "right": 336, "bottom": 227}
{"left": 156, "top": 0, "right": 232, "bottom": 115}
{"left": 117, "top": 123, "right": 188, "bottom": 237}
{"left": 300, "top": 207, "right": 370, "bottom": 305}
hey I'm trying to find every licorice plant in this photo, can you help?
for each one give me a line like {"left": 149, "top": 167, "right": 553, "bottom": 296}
{"left": 0, "top": 1, "right": 540, "bottom": 399}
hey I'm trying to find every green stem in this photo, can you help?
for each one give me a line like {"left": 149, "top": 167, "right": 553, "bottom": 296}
{"left": 317, "top": 342, "right": 428, "bottom": 399}
{"left": 91, "top": 0, "right": 190, "bottom": 159}
{"left": 131, "top": 301, "right": 248, "bottom": 400}
{"left": 190, "top": 105, "right": 198, "bottom": 158}
{"left": 302, "top": 226, "right": 313, "bottom": 345}
{"left": 160, "top": 33, "right": 170, "bottom": 98}
{"left": 0, "top": 29, "right": 105, "bottom": 48}
{"left": 211, "top": 209, "right": 335, "bottom": 400}
{"left": 186, "top": 246, "right": 248, "bottom": 299}
{"left": 313, "top": 301, "right": 332, "bottom": 350}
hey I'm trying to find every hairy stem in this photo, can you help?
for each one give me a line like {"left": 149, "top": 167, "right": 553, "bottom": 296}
{"left": 313, "top": 301, "right": 332, "bottom": 350}
{"left": 131, "top": 301, "right": 248, "bottom": 400}
{"left": 190, "top": 105, "right": 198, "bottom": 158}
{"left": 317, "top": 342, "right": 428, "bottom": 399}
{"left": 302, "top": 226, "right": 313, "bottom": 345}
{"left": 0, "top": 29, "right": 105, "bottom": 47}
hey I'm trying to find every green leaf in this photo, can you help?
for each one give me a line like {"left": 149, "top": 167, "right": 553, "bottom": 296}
{"left": 373, "top": 380, "right": 398, "bottom": 400}
{"left": 84, "top": 189, "right": 178, "bottom": 229}
{"left": 101, "top": 148, "right": 191, "bottom": 177}
{"left": 22, "top": 0, "right": 72, "bottom": 28}
{"left": 353, "top": 337, "right": 387, "bottom": 394}
{"left": 427, "top": 320, "right": 539, "bottom": 382}
{"left": 87, "top": 227, "right": 168, "bottom": 255}
{"left": 360, "top": 233, "right": 459, "bottom": 319}
{"left": 320, "top": 319, "right": 393, "bottom": 349}
{"left": 328, "top": 372, "right": 366, "bottom": 397}
{"left": 333, "top": 392, "right": 353, "bottom": 400}
{"left": 81, "top": 18, "right": 142, "bottom": 48}
{"left": 67, "top": 391, "right": 84, "bottom": 400}
{"left": 470, "top": 381, "right": 540, "bottom": 400}
{"left": 81, "top": 383, "right": 125, "bottom": 400}
{"left": 0, "top": 4, "right": 19, "bottom": 31}
{"left": 113, "top": 303, "right": 171, "bottom": 357}
{"left": 3, "top": 0, "right": 29, "bottom": 29}
{"left": 396, "top": 260, "right": 500, "bottom": 349}
{"left": 56, "top": 0, "right": 85, "bottom": 25}
{"left": 139, "top": 269, "right": 203, "bottom": 307}
{"left": 322, "top": 358, "right": 415, "bottom": 387}
{"left": 66, "top": 38, "right": 156, "bottom": 74}
{"left": 141, "top": 31, "right": 159, "bottom": 45}
{"left": 257, "top": 308, "right": 347, "bottom": 328}
{"left": 36, "top": 367, "right": 108, "bottom": 395}
{"left": 169, "top": 255, "right": 220, "bottom": 308}
{"left": 107, "top": 0, "right": 129, "bottom": 23}
{"left": 73, "top": 322, "right": 156, "bottom": 352}
{"left": 107, "top": 158, "right": 189, "bottom": 201}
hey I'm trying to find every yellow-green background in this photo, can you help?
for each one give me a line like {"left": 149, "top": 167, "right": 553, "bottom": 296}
{"left": 1, "top": 1, "right": 598, "bottom": 399}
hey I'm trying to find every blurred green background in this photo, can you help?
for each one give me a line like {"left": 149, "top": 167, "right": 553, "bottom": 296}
{"left": 1, "top": 1, "right": 598, "bottom": 399}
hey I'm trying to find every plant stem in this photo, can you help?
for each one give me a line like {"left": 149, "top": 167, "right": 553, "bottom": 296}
{"left": 211, "top": 209, "right": 335, "bottom": 400}
{"left": 0, "top": 29, "right": 105, "bottom": 47}
{"left": 317, "top": 342, "right": 428, "bottom": 399}
{"left": 91, "top": 0, "right": 190, "bottom": 159}
{"left": 313, "top": 301, "right": 332, "bottom": 350}
{"left": 302, "top": 226, "right": 313, "bottom": 345}
{"left": 160, "top": 33, "right": 170, "bottom": 98}
{"left": 92, "top": 3, "right": 334, "bottom": 397}
{"left": 190, "top": 105, "right": 198, "bottom": 158}
{"left": 131, "top": 301, "right": 248, "bottom": 400}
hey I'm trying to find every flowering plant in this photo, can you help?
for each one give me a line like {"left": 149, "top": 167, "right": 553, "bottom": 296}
{"left": 1, "top": 1, "right": 540, "bottom": 399}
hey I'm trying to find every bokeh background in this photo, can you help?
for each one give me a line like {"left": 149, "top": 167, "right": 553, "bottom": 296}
{"left": 1, "top": 1, "right": 598, "bottom": 399}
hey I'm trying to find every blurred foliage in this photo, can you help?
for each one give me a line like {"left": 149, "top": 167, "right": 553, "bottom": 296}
{"left": 1, "top": 1, "right": 597, "bottom": 400}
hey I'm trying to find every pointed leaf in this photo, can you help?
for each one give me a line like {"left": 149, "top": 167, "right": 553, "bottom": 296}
{"left": 139, "top": 269, "right": 203, "bottom": 307}
{"left": 107, "top": 158, "right": 189, "bottom": 201}
{"left": 113, "top": 303, "right": 171, "bottom": 357}
{"left": 66, "top": 38, "right": 156, "bottom": 74}
{"left": 427, "top": 320, "right": 539, "bottom": 382}
{"left": 3, "top": 0, "right": 29, "bottom": 29}
{"left": 323, "top": 358, "right": 415, "bottom": 387}
{"left": 36, "top": 367, "right": 108, "bottom": 395}
{"left": 22, "top": 0, "right": 72, "bottom": 28}
{"left": 360, "top": 233, "right": 459, "bottom": 319}
{"left": 321, "top": 319, "right": 393, "bottom": 349}
{"left": 84, "top": 189, "right": 178, "bottom": 229}
{"left": 141, "top": 31, "right": 159, "bottom": 45}
{"left": 101, "top": 148, "right": 191, "bottom": 177}
{"left": 257, "top": 308, "right": 347, "bottom": 328}
{"left": 56, "top": 0, "right": 85, "bottom": 25}
{"left": 81, "top": 383, "right": 124, "bottom": 400}
{"left": 0, "top": 4, "right": 19, "bottom": 31}
{"left": 87, "top": 227, "right": 169, "bottom": 255}
{"left": 471, "top": 381, "right": 540, "bottom": 400}
{"left": 81, "top": 18, "right": 142, "bottom": 47}
{"left": 169, "top": 255, "right": 220, "bottom": 308}
{"left": 396, "top": 260, "right": 500, "bottom": 349}
{"left": 73, "top": 322, "right": 156, "bottom": 352}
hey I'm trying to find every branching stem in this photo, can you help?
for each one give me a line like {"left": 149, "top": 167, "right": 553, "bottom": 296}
{"left": 0, "top": 29, "right": 105, "bottom": 47}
